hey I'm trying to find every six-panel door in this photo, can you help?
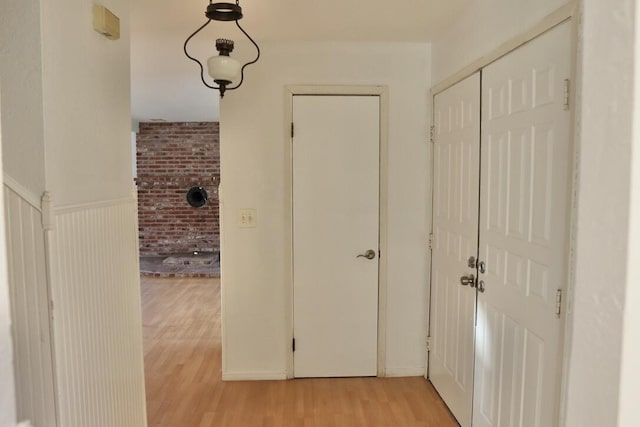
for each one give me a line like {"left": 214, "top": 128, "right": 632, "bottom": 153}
{"left": 429, "top": 72, "right": 481, "bottom": 427}
{"left": 429, "top": 22, "right": 572, "bottom": 427}
{"left": 473, "top": 23, "right": 572, "bottom": 427}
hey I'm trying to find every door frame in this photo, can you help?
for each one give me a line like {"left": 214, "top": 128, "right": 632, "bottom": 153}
{"left": 428, "top": 3, "right": 580, "bottom": 426}
{"left": 284, "top": 85, "right": 389, "bottom": 378}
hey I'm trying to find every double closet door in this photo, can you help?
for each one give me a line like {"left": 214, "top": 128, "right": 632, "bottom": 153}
{"left": 429, "top": 22, "right": 573, "bottom": 427}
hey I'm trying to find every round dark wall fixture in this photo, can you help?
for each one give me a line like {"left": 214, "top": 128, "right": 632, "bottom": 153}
{"left": 187, "top": 186, "right": 209, "bottom": 208}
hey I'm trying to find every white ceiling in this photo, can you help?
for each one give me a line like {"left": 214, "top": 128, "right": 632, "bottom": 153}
{"left": 130, "top": 0, "right": 470, "bottom": 123}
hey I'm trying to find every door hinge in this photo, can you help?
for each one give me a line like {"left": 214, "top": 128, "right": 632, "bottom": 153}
{"left": 291, "top": 122, "right": 295, "bottom": 138}
{"left": 556, "top": 289, "right": 563, "bottom": 318}
{"left": 430, "top": 125, "right": 436, "bottom": 143}
{"left": 292, "top": 338, "right": 296, "bottom": 352}
{"left": 563, "top": 79, "right": 570, "bottom": 110}
{"left": 428, "top": 232, "right": 434, "bottom": 251}
{"left": 426, "top": 336, "right": 432, "bottom": 352}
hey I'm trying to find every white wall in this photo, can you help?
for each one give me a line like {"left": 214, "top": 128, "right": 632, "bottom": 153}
{"left": 42, "top": 0, "right": 133, "bottom": 206}
{"left": 1, "top": 0, "right": 147, "bottom": 425}
{"left": 49, "top": 200, "right": 147, "bottom": 427}
{"left": 131, "top": 132, "right": 137, "bottom": 179}
{"left": 0, "top": 2, "right": 49, "bottom": 424}
{"left": 37, "top": 1, "right": 147, "bottom": 425}
{"left": 131, "top": 32, "right": 220, "bottom": 123}
{"left": 431, "top": 0, "right": 571, "bottom": 83}
{"left": 563, "top": 0, "right": 634, "bottom": 425}
{"left": 0, "top": 0, "right": 47, "bottom": 196}
{"left": 0, "top": 86, "right": 17, "bottom": 427}
{"left": 220, "top": 42, "right": 431, "bottom": 378}
{"left": 619, "top": 5, "right": 640, "bottom": 421}
{"left": 4, "top": 183, "right": 57, "bottom": 427}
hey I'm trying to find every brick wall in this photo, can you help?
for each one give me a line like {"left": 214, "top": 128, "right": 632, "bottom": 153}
{"left": 135, "top": 122, "right": 220, "bottom": 256}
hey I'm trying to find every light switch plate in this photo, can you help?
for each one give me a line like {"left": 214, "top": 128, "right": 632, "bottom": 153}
{"left": 238, "top": 209, "right": 257, "bottom": 228}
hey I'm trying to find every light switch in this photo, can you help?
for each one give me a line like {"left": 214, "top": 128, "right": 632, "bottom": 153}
{"left": 238, "top": 209, "right": 257, "bottom": 228}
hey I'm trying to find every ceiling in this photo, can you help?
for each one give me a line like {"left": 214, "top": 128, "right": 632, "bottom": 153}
{"left": 130, "top": 0, "right": 470, "bottom": 123}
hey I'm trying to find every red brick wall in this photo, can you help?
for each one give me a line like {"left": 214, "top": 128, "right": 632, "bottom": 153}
{"left": 135, "top": 122, "right": 220, "bottom": 256}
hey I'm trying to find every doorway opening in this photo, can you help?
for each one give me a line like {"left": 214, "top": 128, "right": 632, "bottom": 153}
{"left": 133, "top": 122, "right": 221, "bottom": 278}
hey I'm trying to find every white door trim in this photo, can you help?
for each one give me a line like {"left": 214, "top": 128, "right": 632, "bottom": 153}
{"left": 284, "top": 85, "right": 389, "bottom": 378}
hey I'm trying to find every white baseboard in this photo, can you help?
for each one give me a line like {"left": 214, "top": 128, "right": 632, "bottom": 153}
{"left": 222, "top": 368, "right": 426, "bottom": 380}
{"left": 385, "top": 366, "right": 426, "bottom": 377}
{"left": 222, "top": 371, "right": 288, "bottom": 381}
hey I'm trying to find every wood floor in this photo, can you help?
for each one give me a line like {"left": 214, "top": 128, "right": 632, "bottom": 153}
{"left": 141, "top": 277, "right": 458, "bottom": 427}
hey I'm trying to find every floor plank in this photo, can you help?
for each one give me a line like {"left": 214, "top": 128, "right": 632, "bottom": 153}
{"left": 141, "top": 277, "right": 458, "bottom": 427}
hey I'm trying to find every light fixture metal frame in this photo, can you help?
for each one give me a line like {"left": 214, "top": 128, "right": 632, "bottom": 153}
{"left": 183, "top": 0, "right": 260, "bottom": 97}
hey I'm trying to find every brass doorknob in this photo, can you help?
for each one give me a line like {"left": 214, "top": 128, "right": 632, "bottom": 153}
{"left": 460, "top": 275, "right": 476, "bottom": 287}
{"left": 357, "top": 250, "right": 376, "bottom": 260}
{"left": 477, "top": 280, "right": 486, "bottom": 293}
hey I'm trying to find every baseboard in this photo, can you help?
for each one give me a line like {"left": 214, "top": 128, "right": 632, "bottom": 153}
{"left": 222, "top": 371, "right": 288, "bottom": 381}
{"left": 384, "top": 366, "right": 426, "bottom": 377}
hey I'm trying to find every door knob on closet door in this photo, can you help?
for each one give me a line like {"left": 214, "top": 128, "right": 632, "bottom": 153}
{"left": 478, "top": 261, "right": 486, "bottom": 274}
{"left": 460, "top": 275, "right": 476, "bottom": 287}
{"left": 467, "top": 256, "right": 477, "bottom": 268}
{"left": 477, "top": 280, "right": 486, "bottom": 293}
{"left": 357, "top": 249, "right": 376, "bottom": 260}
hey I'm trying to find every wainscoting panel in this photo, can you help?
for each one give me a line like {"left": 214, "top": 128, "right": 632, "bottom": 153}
{"left": 3, "top": 180, "right": 57, "bottom": 427}
{"left": 49, "top": 197, "right": 146, "bottom": 427}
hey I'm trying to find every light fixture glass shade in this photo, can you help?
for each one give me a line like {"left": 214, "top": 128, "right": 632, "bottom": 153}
{"left": 207, "top": 55, "right": 241, "bottom": 83}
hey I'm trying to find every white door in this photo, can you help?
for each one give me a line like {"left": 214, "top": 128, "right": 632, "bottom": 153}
{"left": 473, "top": 23, "right": 572, "bottom": 427}
{"left": 429, "top": 73, "right": 481, "bottom": 427}
{"left": 293, "top": 95, "right": 380, "bottom": 378}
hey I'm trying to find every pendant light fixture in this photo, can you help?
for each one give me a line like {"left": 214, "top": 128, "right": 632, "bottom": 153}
{"left": 184, "top": 1, "right": 260, "bottom": 98}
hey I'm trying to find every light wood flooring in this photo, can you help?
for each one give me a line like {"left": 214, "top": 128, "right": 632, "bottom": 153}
{"left": 141, "top": 277, "right": 458, "bottom": 427}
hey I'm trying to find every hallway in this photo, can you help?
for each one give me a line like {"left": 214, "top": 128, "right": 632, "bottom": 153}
{"left": 141, "top": 277, "right": 458, "bottom": 426}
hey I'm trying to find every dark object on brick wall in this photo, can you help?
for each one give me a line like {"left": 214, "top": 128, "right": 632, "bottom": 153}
{"left": 187, "top": 186, "right": 208, "bottom": 208}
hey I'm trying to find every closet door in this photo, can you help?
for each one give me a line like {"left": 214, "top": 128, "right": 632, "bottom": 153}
{"left": 473, "top": 23, "right": 572, "bottom": 427}
{"left": 429, "top": 72, "right": 480, "bottom": 427}
{"left": 293, "top": 95, "right": 380, "bottom": 378}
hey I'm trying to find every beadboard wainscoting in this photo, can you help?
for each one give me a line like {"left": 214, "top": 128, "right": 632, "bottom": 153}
{"left": 48, "top": 195, "right": 147, "bottom": 427}
{"left": 3, "top": 176, "right": 57, "bottom": 427}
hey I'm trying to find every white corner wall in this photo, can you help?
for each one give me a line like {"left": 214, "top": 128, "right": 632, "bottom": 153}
{"left": 1, "top": 0, "right": 147, "bottom": 425}
{"left": 619, "top": 4, "right": 640, "bottom": 420}
{"left": 0, "top": 86, "right": 17, "bottom": 427}
{"left": 3, "top": 182, "right": 57, "bottom": 427}
{"left": 39, "top": 1, "right": 147, "bottom": 426}
{"left": 42, "top": 0, "right": 134, "bottom": 205}
{"left": 220, "top": 42, "right": 431, "bottom": 378}
{"left": 49, "top": 199, "right": 146, "bottom": 427}
{"left": 0, "top": 0, "right": 47, "bottom": 197}
{"left": 431, "top": 0, "right": 571, "bottom": 83}
{"left": 565, "top": 0, "right": 636, "bottom": 426}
